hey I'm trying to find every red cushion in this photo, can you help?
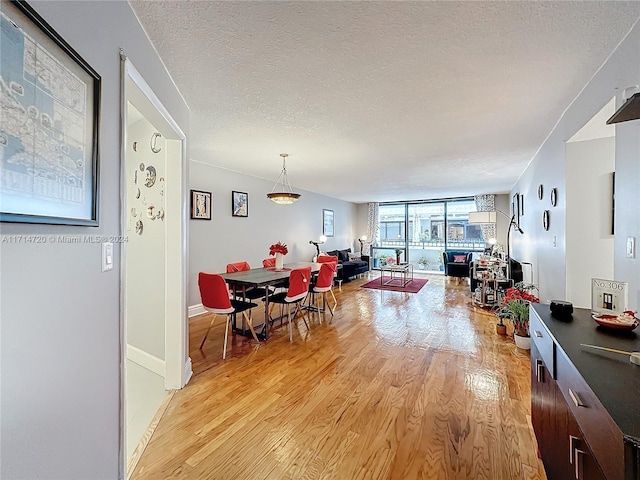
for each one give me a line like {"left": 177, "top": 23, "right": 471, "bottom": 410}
{"left": 453, "top": 255, "right": 467, "bottom": 263}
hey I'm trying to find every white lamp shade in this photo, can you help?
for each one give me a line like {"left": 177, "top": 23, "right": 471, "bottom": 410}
{"left": 468, "top": 211, "right": 497, "bottom": 224}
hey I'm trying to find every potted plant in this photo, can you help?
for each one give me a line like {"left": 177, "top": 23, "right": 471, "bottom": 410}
{"left": 496, "top": 282, "right": 539, "bottom": 348}
{"left": 417, "top": 256, "right": 428, "bottom": 270}
{"left": 378, "top": 253, "right": 390, "bottom": 266}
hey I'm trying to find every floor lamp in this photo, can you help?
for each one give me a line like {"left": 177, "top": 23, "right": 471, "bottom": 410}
{"left": 468, "top": 210, "right": 523, "bottom": 281}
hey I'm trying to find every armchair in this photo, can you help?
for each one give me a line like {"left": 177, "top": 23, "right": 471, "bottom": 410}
{"left": 442, "top": 251, "right": 472, "bottom": 279}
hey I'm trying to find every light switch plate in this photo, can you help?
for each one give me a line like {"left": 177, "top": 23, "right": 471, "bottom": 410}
{"left": 627, "top": 237, "right": 636, "bottom": 259}
{"left": 102, "top": 242, "right": 114, "bottom": 271}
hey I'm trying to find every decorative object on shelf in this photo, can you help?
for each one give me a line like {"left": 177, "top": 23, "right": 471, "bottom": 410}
{"left": 0, "top": 1, "right": 100, "bottom": 226}
{"left": 591, "top": 278, "right": 628, "bottom": 316}
{"left": 150, "top": 132, "right": 162, "bottom": 153}
{"left": 543, "top": 210, "right": 550, "bottom": 231}
{"left": 550, "top": 187, "right": 558, "bottom": 207}
{"left": 134, "top": 170, "right": 137, "bottom": 184}
{"left": 147, "top": 205, "right": 155, "bottom": 218}
{"left": 323, "top": 209, "right": 334, "bottom": 237}
{"left": 156, "top": 208, "right": 165, "bottom": 221}
{"left": 496, "top": 282, "right": 540, "bottom": 347}
{"left": 358, "top": 235, "right": 368, "bottom": 254}
{"left": 135, "top": 188, "right": 140, "bottom": 199}
{"left": 537, "top": 184, "right": 544, "bottom": 200}
{"left": 591, "top": 312, "right": 638, "bottom": 331}
{"left": 132, "top": 141, "right": 137, "bottom": 152}
{"left": 135, "top": 220, "right": 143, "bottom": 235}
{"left": 309, "top": 235, "right": 327, "bottom": 257}
{"left": 232, "top": 191, "right": 248, "bottom": 217}
{"left": 395, "top": 248, "right": 402, "bottom": 265}
{"left": 139, "top": 163, "right": 145, "bottom": 171}
{"left": 269, "top": 241, "right": 288, "bottom": 271}
{"left": 190, "top": 189, "right": 211, "bottom": 220}
{"left": 267, "top": 153, "right": 300, "bottom": 204}
{"left": 145, "top": 165, "right": 157, "bottom": 188}
{"left": 550, "top": 300, "right": 573, "bottom": 320}
{"left": 131, "top": 207, "right": 137, "bottom": 217}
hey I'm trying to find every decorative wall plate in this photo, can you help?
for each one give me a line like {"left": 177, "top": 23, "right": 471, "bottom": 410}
{"left": 139, "top": 162, "right": 145, "bottom": 171}
{"left": 132, "top": 141, "right": 137, "bottom": 152}
{"left": 551, "top": 188, "right": 558, "bottom": 207}
{"left": 135, "top": 188, "right": 140, "bottom": 199}
{"left": 150, "top": 132, "right": 162, "bottom": 153}
{"left": 538, "top": 184, "right": 544, "bottom": 200}
{"left": 543, "top": 210, "right": 550, "bottom": 231}
{"left": 135, "top": 220, "right": 143, "bottom": 235}
{"left": 131, "top": 207, "right": 137, "bottom": 217}
{"left": 145, "top": 165, "right": 156, "bottom": 188}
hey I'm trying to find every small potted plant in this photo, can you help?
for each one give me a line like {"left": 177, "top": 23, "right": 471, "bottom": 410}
{"left": 269, "top": 241, "right": 288, "bottom": 270}
{"left": 417, "top": 256, "right": 428, "bottom": 270}
{"left": 496, "top": 282, "right": 539, "bottom": 348}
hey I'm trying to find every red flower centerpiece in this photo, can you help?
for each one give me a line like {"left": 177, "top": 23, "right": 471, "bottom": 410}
{"left": 269, "top": 241, "right": 288, "bottom": 270}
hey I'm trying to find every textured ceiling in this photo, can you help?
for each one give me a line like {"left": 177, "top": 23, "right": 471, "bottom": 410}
{"left": 130, "top": 1, "right": 640, "bottom": 203}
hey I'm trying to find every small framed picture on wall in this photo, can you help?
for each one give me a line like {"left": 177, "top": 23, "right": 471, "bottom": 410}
{"left": 232, "top": 191, "right": 248, "bottom": 217}
{"left": 323, "top": 209, "right": 334, "bottom": 237}
{"left": 191, "top": 190, "right": 211, "bottom": 220}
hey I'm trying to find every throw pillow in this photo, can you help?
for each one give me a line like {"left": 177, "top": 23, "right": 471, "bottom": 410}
{"left": 338, "top": 249, "right": 350, "bottom": 262}
{"left": 453, "top": 254, "right": 467, "bottom": 263}
{"left": 348, "top": 252, "right": 361, "bottom": 262}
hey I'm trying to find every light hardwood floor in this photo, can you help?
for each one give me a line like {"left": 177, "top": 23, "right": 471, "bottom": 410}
{"left": 132, "top": 273, "right": 547, "bottom": 480}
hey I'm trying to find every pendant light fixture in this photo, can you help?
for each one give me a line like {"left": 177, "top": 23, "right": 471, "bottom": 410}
{"left": 267, "top": 153, "right": 301, "bottom": 205}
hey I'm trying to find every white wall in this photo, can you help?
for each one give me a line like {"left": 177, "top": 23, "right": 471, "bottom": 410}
{"left": 0, "top": 2, "right": 189, "bottom": 478}
{"left": 126, "top": 113, "right": 166, "bottom": 360}
{"left": 189, "top": 161, "right": 358, "bottom": 307}
{"left": 566, "top": 137, "right": 615, "bottom": 308}
{"left": 512, "top": 22, "right": 640, "bottom": 308}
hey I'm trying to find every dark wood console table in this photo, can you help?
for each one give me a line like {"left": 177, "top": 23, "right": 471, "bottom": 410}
{"left": 530, "top": 303, "right": 640, "bottom": 480}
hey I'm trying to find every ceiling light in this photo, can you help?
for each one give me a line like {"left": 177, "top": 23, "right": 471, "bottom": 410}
{"left": 267, "top": 153, "right": 300, "bottom": 205}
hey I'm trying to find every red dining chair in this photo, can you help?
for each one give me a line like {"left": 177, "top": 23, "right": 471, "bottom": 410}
{"left": 226, "top": 261, "right": 270, "bottom": 300}
{"left": 317, "top": 254, "right": 340, "bottom": 302}
{"left": 307, "top": 262, "right": 337, "bottom": 320}
{"left": 268, "top": 266, "right": 311, "bottom": 342}
{"left": 198, "top": 272, "right": 259, "bottom": 359}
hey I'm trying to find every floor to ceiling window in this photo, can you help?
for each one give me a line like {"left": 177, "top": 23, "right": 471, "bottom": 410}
{"left": 372, "top": 198, "right": 484, "bottom": 273}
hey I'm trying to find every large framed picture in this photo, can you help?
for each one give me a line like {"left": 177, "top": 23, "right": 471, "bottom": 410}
{"left": 323, "top": 209, "right": 334, "bottom": 237}
{"left": 190, "top": 190, "right": 211, "bottom": 220}
{"left": 231, "top": 191, "right": 248, "bottom": 217}
{"left": 0, "top": 0, "right": 101, "bottom": 225}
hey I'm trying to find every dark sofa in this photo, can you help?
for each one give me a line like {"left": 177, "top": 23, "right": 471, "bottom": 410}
{"left": 326, "top": 248, "right": 369, "bottom": 282}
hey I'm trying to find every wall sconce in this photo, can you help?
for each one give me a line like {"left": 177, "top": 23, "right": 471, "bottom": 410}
{"left": 309, "top": 234, "right": 327, "bottom": 256}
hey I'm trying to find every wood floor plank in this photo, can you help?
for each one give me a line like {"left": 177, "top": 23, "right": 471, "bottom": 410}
{"left": 131, "top": 274, "right": 547, "bottom": 480}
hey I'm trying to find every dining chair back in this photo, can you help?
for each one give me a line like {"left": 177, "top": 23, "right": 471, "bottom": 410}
{"left": 198, "top": 272, "right": 259, "bottom": 359}
{"left": 262, "top": 258, "right": 275, "bottom": 268}
{"left": 268, "top": 266, "right": 312, "bottom": 342}
{"left": 317, "top": 254, "right": 338, "bottom": 265}
{"left": 226, "top": 261, "right": 251, "bottom": 273}
{"left": 307, "top": 262, "right": 338, "bottom": 319}
{"left": 225, "top": 261, "right": 270, "bottom": 300}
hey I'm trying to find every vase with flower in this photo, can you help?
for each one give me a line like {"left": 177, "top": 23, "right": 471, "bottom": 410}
{"left": 269, "top": 241, "right": 288, "bottom": 271}
{"left": 496, "top": 282, "right": 540, "bottom": 349}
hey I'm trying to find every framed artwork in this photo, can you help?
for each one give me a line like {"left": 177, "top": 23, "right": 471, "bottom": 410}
{"left": 231, "top": 191, "right": 248, "bottom": 217}
{"left": 0, "top": 1, "right": 101, "bottom": 225}
{"left": 512, "top": 193, "right": 520, "bottom": 227}
{"left": 520, "top": 194, "right": 525, "bottom": 216}
{"left": 591, "top": 278, "right": 628, "bottom": 316}
{"left": 323, "top": 209, "right": 334, "bottom": 237}
{"left": 190, "top": 190, "right": 211, "bottom": 220}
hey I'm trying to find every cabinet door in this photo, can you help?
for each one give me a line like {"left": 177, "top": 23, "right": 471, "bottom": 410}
{"left": 531, "top": 343, "right": 560, "bottom": 478}
{"left": 566, "top": 409, "right": 606, "bottom": 480}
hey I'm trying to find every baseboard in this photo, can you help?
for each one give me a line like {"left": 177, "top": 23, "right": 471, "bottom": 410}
{"left": 126, "top": 344, "right": 165, "bottom": 377}
{"left": 188, "top": 303, "right": 206, "bottom": 318}
{"left": 126, "top": 389, "right": 175, "bottom": 480}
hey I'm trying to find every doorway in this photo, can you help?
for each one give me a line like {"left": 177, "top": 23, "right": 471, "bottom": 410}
{"left": 120, "top": 58, "right": 190, "bottom": 477}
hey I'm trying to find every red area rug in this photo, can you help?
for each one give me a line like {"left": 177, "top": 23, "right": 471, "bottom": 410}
{"left": 360, "top": 276, "right": 428, "bottom": 293}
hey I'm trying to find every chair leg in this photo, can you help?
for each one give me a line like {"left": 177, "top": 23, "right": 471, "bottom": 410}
{"left": 330, "top": 288, "right": 337, "bottom": 308}
{"left": 294, "top": 301, "right": 309, "bottom": 330}
{"left": 287, "top": 304, "right": 293, "bottom": 342}
{"left": 243, "top": 311, "right": 259, "bottom": 343}
{"left": 223, "top": 316, "right": 231, "bottom": 359}
{"left": 323, "top": 292, "right": 334, "bottom": 316}
{"left": 199, "top": 314, "right": 217, "bottom": 349}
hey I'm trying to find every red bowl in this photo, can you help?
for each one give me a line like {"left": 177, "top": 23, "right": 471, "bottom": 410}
{"left": 592, "top": 314, "right": 639, "bottom": 331}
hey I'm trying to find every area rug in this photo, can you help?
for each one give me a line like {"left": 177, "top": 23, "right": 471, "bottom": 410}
{"left": 360, "top": 276, "right": 428, "bottom": 293}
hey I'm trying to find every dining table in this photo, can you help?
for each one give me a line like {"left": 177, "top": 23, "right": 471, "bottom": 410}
{"left": 220, "top": 261, "right": 320, "bottom": 339}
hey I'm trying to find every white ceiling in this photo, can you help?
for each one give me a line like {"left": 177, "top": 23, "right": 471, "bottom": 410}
{"left": 130, "top": 1, "right": 640, "bottom": 204}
